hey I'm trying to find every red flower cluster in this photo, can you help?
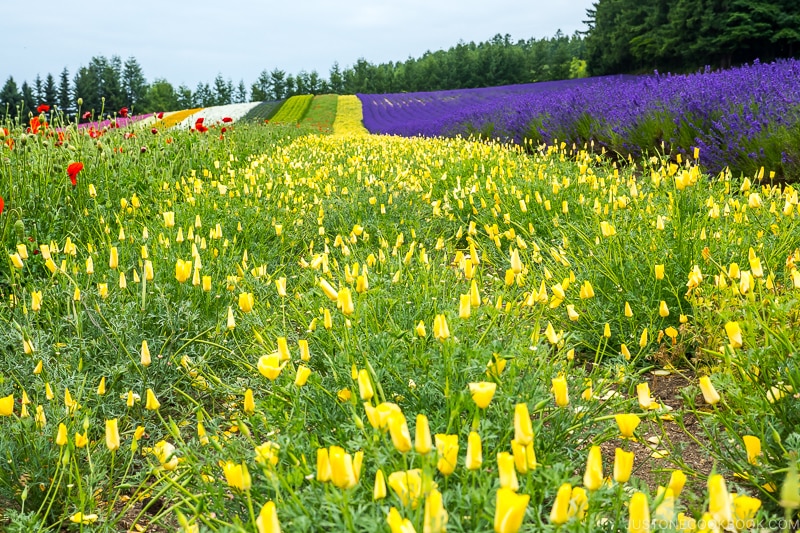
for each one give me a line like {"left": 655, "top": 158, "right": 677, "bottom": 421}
{"left": 194, "top": 117, "right": 208, "bottom": 133}
{"left": 67, "top": 162, "right": 84, "bottom": 186}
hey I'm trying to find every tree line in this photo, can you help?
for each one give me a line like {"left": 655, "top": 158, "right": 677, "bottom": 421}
{"left": 584, "top": 0, "right": 800, "bottom": 75}
{"left": 0, "top": 31, "right": 586, "bottom": 120}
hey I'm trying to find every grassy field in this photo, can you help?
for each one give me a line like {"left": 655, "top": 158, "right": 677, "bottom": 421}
{"left": 270, "top": 95, "right": 314, "bottom": 124}
{"left": 0, "top": 109, "right": 799, "bottom": 532}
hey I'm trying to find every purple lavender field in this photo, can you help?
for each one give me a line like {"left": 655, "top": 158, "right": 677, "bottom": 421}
{"left": 358, "top": 59, "right": 800, "bottom": 180}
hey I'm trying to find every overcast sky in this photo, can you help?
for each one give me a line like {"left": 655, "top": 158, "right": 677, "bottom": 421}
{"left": 2, "top": 0, "right": 594, "bottom": 90}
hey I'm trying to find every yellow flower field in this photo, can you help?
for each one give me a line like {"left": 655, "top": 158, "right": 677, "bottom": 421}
{"left": 0, "top": 104, "right": 799, "bottom": 532}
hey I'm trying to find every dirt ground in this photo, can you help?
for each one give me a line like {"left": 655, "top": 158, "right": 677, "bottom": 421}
{"left": 598, "top": 369, "right": 718, "bottom": 514}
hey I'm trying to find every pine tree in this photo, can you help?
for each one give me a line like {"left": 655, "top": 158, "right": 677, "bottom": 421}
{"left": 44, "top": 74, "right": 58, "bottom": 109}
{"left": 176, "top": 85, "right": 193, "bottom": 109}
{"left": 251, "top": 70, "right": 271, "bottom": 101}
{"left": 122, "top": 57, "right": 148, "bottom": 111}
{"left": 235, "top": 80, "right": 247, "bottom": 103}
{"left": 74, "top": 65, "right": 101, "bottom": 119}
{"left": 0, "top": 76, "right": 22, "bottom": 119}
{"left": 20, "top": 82, "right": 36, "bottom": 118}
{"left": 328, "top": 63, "right": 344, "bottom": 94}
{"left": 58, "top": 68, "right": 72, "bottom": 115}
{"left": 269, "top": 69, "right": 286, "bottom": 100}
{"left": 34, "top": 75, "right": 44, "bottom": 106}
{"left": 212, "top": 75, "right": 232, "bottom": 105}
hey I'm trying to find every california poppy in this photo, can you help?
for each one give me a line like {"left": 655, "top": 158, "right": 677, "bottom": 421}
{"left": 37, "top": 104, "right": 50, "bottom": 113}
{"left": 67, "top": 162, "right": 84, "bottom": 186}
{"left": 119, "top": 107, "right": 128, "bottom": 118}
{"left": 29, "top": 117, "right": 42, "bottom": 134}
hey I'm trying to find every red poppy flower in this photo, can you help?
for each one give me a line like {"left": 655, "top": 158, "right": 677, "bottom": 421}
{"left": 119, "top": 107, "right": 129, "bottom": 118}
{"left": 37, "top": 104, "right": 50, "bottom": 113}
{"left": 29, "top": 117, "right": 42, "bottom": 134}
{"left": 82, "top": 111, "right": 91, "bottom": 120}
{"left": 0, "top": 195, "right": 4, "bottom": 215}
{"left": 67, "top": 162, "right": 84, "bottom": 186}
{"left": 222, "top": 117, "right": 232, "bottom": 123}
{"left": 195, "top": 118, "right": 208, "bottom": 133}
{"left": 151, "top": 128, "right": 158, "bottom": 135}
{"left": 157, "top": 112, "right": 164, "bottom": 119}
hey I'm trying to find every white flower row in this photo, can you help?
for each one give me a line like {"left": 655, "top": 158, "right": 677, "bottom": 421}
{"left": 174, "top": 102, "right": 261, "bottom": 129}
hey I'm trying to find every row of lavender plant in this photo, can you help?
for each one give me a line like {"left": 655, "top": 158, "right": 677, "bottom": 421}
{"left": 359, "top": 59, "right": 800, "bottom": 180}
{"left": 357, "top": 77, "right": 603, "bottom": 138}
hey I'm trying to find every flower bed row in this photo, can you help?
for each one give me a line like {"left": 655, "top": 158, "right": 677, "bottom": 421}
{"left": 358, "top": 59, "right": 800, "bottom": 181}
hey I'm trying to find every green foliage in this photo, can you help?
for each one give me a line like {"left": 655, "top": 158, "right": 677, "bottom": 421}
{"left": 585, "top": 0, "right": 800, "bottom": 74}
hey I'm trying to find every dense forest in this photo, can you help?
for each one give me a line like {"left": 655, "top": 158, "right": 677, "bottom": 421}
{"left": 584, "top": 0, "right": 800, "bottom": 74}
{"left": 0, "top": 32, "right": 585, "bottom": 120}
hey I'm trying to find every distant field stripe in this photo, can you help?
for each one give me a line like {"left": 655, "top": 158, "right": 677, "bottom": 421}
{"left": 153, "top": 108, "right": 204, "bottom": 130}
{"left": 241, "top": 100, "right": 284, "bottom": 122}
{"left": 173, "top": 103, "right": 261, "bottom": 129}
{"left": 271, "top": 95, "right": 314, "bottom": 123}
{"left": 301, "top": 94, "right": 338, "bottom": 132}
{"left": 333, "top": 95, "right": 369, "bottom": 136}
{"left": 135, "top": 112, "right": 177, "bottom": 129}
{"left": 153, "top": 107, "right": 203, "bottom": 130}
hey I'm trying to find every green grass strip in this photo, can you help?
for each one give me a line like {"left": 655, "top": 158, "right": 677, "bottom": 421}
{"left": 270, "top": 95, "right": 314, "bottom": 124}
{"left": 300, "top": 94, "right": 339, "bottom": 133}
